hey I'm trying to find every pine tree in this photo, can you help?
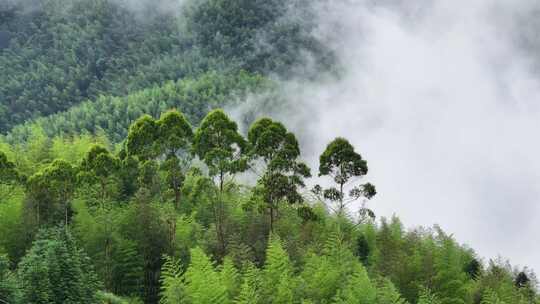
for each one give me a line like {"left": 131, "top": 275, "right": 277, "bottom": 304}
{"left": 17, "top": 227, "right": 100, "bottom": 304}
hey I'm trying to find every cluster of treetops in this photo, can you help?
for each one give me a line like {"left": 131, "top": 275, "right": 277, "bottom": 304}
{"left": 0, "top": 108, "right": 538, "bottom": 304}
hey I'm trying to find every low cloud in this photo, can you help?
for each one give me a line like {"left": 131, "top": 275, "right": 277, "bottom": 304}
{"left": 238, "top": 0, "right": 540, "bottom": 272}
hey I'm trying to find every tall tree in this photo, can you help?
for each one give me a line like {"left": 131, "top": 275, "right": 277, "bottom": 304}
{"left": 126, "top": 115, "right": 160, "bottom": 161}
{"left": 248, "top": 117, "right": 311, "bottom": 232}
{"left": 0, "top": 151, "right": 21, "bottom": 198}
{"left": 126, "top": 110, "right": 194, "bottom": 208}
{"left": 193, "top": 109, "right": 248, "bottom": 255}
{"left": 156, "top": 110, "right": 194, "bottom": 208}
{"left": 314, "top": 137, "right": 376, "bottom": 218}
{"left": 79, "top": 145, "right": 119, "bottom": 208}
{"left": 0, "top": 151, "right": 18, "bottom": 184}
{"left": 26, "top": 160, "right": 77, "bottom": 226}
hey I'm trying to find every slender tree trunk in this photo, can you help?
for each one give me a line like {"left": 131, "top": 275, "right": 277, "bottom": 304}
{"left": 269, "top": 206, "right": 274, "bottom": 233}
{"left": 174, "top": 186, "right": 180, "bottom": 209}
{"left": 216, "top": 171, "right": 226, "bottom": 256}
{"left": 64, "top": 190, "right": 69, "bottom": 229}
{"left": 65, "top": 202, "right": 68, "bottom": 227}
{"left": 339, "top": 181, "right": 344, "bottom": 216}
{"left": 105, "top": 236, "right": 112, "bottom": 291}
{"left": 36, "top": 202, "right": 40, "bottom": 227}
{"left": 168, "top": 219, "right": 176, "bottom": 255}
{"left": 101, "top": 179, "right": 106, "bottom": 210}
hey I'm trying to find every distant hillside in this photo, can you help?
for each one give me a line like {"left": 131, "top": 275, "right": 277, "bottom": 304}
{"left": 5, "top": 71, "right": 271, "bottom": 144}
{"left": 0, "top": 0, "right": 331, "bottom": 133}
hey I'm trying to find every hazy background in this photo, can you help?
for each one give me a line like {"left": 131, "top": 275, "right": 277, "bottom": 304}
{"left": 238, "top": 0, "right": 540, "bottom": 272}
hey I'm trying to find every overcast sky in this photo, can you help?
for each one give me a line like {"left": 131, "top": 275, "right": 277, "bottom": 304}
{"left": 241, "top": 0, "right": 540, "bottom": 272}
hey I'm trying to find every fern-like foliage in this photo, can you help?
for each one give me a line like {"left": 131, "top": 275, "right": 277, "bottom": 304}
{"left": 262, "top": 235, "right": 296, "bottom": 303}
{"left": 417, "top": 288, "right": 441, "bottom": 304}
{"left": 300, "top": 253, "right": 342, "bottom": 302}
{"left": 376, "top": 278, "right": 408, "bottom": 304}
{"left": 159, "top": 256, "right": 185, "bottom": 304}
{"left": 235, "top": 263, "right": 261, "bottom": 304}
{"left": 183, "top": 247, "right": 230, "bottom": 304}
{"left": 481, "top": 289, "right": 506, "bottom": 304}
{"left": 220, "top": 257, "right": 240, "bottom": 299}
{"left": 332, "top": 263, "right": 376, "bottom": 304}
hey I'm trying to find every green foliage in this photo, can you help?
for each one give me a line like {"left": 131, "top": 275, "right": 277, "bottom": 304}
{"left": 315, "top": 137, "right": 375, "bottom": 217}
{"left": 220, "top": 258, "right": 241, "bottom": 299}
{"left": 126, "top": 115, "right": 160, "bottom": 161}
{"left": 261, "top": 236, "right": 296, "bottom": 303}
{"left": 464, "top": 258, "right": 482, "bottom": 279}
{"left": 157, "top": 110, "right": 194, "bottom": 157}
{"left": 185, "top": 0, "right": 332, "bottom": 75}
{"left": 7, "top": 72, "right": 269, "bottom": 144}
{"left": 119, "top": 190, "right": 169, "bottom": 303}
{"left": 159, "top": 256, "right": 185, "bottom": 304}
{"left": 193, "top": 109, "right": 248, "bottom": 255}
{"left": 193, "top": 109, "right": 248, "bottom": 180}
{"left": 0, "top": 193, "right": 26, "bottom": 264}
{"left": 0, "top": 0, "right": 205, "bottom": 133}
{"left": 300, "top": 229, "right": 358, "bottom": 303}
{"left": 235, "top": 263, "right": 261, "bottom": 304}
{"left": 0, "top": 254, "right": 20, "bottom": 304}
{"left": 376, "top": 279, "right": 408, "bottom": 304}
{"left": 0, "top": 0, "right": 333, "bottom": 134}
{"left": 112, "top": 239, "right": 144, "bottom": 297}
{"left": 432, "top": 234, "right": 470, "bottom": 304}
{"left": 0, "top": 0, "right": 537, "bottom": 303}
{"left": 356, "top": 234, "right": 370, "bottom": 266}
{"left": 248, "top": 118, "right": 311, "bottom": 231}
{"left": 418, "top": 288, "right": 441, "bottom": 304}
{"left": 0, "top": 150, "right": 20, "bottom": 185}
{"left": 17, "top": 227, "right": 101, "bottom": 304}
{"left": 26, "top": 159, "right": 77, "bottom": 226}
{"left": 0, "top": 110, "right": 537, "bottom": 304}
{"left": 79, "top": 145, "right": 120, "bottom": 208}
{"left": 183, "top": 247, "right": 230, "bottom": 304}
{"left": 332, "top": 263, "right": 376, "bottom": 304}
{"left": 96, "top": 291, "right": 143, "bottom": 304}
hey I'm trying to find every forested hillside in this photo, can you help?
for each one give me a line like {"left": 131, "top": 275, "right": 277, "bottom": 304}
{"left": 0, "top": 0, "right": 329, "bottom": 134}
{"left": 0, "top": 0, "right": 538, "bottom": 304}
{"left": 0, "top": 109, "right": 538, "bottom": 304}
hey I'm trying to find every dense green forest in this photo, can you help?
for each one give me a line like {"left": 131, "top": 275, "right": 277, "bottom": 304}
{"left": 0, "top": 108, "right": 538, "bottom": 304}
{"left": 0, "top": 0, "right": 329, "bottom": 134}
{"left": 0, "top": 0, "right": 538, "bottom": 304}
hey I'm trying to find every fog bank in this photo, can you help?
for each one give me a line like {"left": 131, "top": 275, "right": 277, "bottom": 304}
{"left": 241, "top": 0, "right": 540, "bottom": 272}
